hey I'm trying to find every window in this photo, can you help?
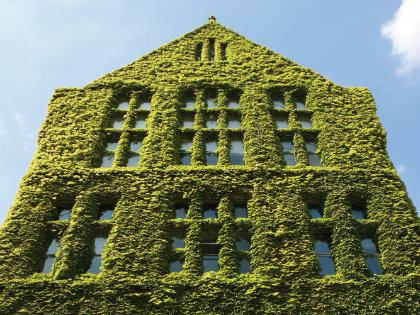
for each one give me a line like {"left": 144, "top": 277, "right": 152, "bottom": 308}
{"left": 134, "top": 113, "right": 147, "bottom": 129}
{"left": 230, "top": 138, "right": 244, "bottom": 165}
{"left": 205, "top": 141, "right": 218, "bottom": 165}
{"left": 87, "top": 237, "right": 107, "bottom": 274}
{"left": 172, "top": 234, "right": 185, "bottom": 249}
{"left": 185, "top": 97, "right": 196, "bottom": 109}
{"left": 361, "top": 238, "right": 381, "bottom": 275}
{"left": 306, "top": 139, "right": 321, "bottom": 166}
{"left": 138, "top": 99, "right": 151, "bottom": 109}
{"left": 206, "top": 113, "right": 218, "bottom": 128}
{"left": 98, "top": 205, "right": 114, "bottom": 220}
{"left": 298, "top": 114, "right": 312, "bottom": 129}
{"left": 236, "top": 233, "right": 251, "bottom": 274}
{"left": 182, "top": 112, "right": 195, "bottom": 128}
{"left": 117, "top": 101, "right": 129, "bottom": 110}
{"left": 308, "top": 204, "right": 322, "bottom": 218}
{"left": 351, "top": 205, "right": 365, "bottom": 219}
{"left": 234, "top": 205, "right": 247, "bottom": 218}
{"left": 296, "top": 99, "right": 306, "bottom": 110}
{"left": 112, "top": 116, "right": 124, "bottom": 129}
{"left": 201, "top": 231, "right": 220, "bottom": 272}
{"left": 273, "top": 98, "right": 285, "bottom": 109}
{"left": 314, "top": 241, "right": 334, "bottom": 275}
{"left": 180, "top": 139, "right": 193, "bottom": 165}
{"left": 203, "top": 204, "right": 218, "bottom": 219}
{"left": 58, "top": 205, "right": 72, "bottom": 220}
{"left": 281, "top": 140, "right": 296, "bottom": 166}
{"left": 126, "top": 138, "right": 142, "bottom": 167}
{"left": 206, "top": 94, "right": 217, "bottom": 108}
{"left": 209, "top": 38, "right": 215, "bottom": 61}
{"left": 227, "top": 98, "right": 239, "bottom": 108}
{"left": 42, "top": 239, "right": 59, "bottom": 273}
{"left": 196, "top": 43, "right": 203, "bottom": 61}
{"left": 174, "top": 205, "right": 188, "bottom": 219}
{"left": 275, "top": 114, "right": 288, "bottom": 129}
{"left": 227, "top": 114, "right": 241, "bottom": 129}
{"left": 170, "top": 260, "right": 184, "bottom": 272}
{"left": 220, "top": 42, "right": 227, "bottom": 60}
{"left": 101, "top": 141, "right": 118, "bottom": 168}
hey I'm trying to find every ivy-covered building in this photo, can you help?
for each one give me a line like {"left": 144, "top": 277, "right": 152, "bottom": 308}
{"left": 1, "top": 17, "right": 420, "bottom": 314}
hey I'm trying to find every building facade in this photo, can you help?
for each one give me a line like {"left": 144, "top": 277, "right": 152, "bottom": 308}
{"left": 1, "top": 19, "right": 420, "bottom": 314}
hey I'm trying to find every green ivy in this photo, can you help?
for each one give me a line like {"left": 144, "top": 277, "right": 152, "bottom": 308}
{"left": 0, "top": 20, "right": 419, "bottom": 314}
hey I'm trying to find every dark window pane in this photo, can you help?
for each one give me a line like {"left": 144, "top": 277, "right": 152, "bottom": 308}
{"left": 206, "top": 154, "right": 218, "bottom": 165}
{"left": 170, "top": 260, "right": 183, "bottom": 272}
{"left": 236, "top": 239, "right": 250, "bottom": 251}
{"left": 106, "top": 142, "right": 118, "bottom": 151}
{"left": 112, "top": 117, "right": 123, "bottom": 129}
{"left": 231, "top": 140, "right": 244, "bottom": 165}
{"left": 203, "top": 207, "right": 217, "bottom": 219}
{"left": 206, "top": 141, "right": 218, "bottom": 165}
{"left": 206, "top": 114, "right": 218, "bottom": 128}
{"left": 203, "top": 255, "right": 218, "bottom": 272}
{"left": 366, "top": 257, "right": 381, "bottom": 275}
{"left": 87, "top": 256, "right": 102, "bottom": 274}
{"left": 175, "top": 207, "right": 187, "bottom": 219}
{"left": 139, "top": 101, "right": 151, "bottom": 109}
{"left": 273, "top": 100, "right": 285, "bottom": 109}
{"left": 58, "top": 209, "right": 71, "bottom": 220}
{"left": 207, "top": 98, "right": 217, "bottom": 108}
{"left": 99, "top": 209, "right": 113, "bottom": 220}
{"left": 314, "top": 241, "right": 330, "bottom": 254}
{"left": 181, "top": 154, "right": 191, "bottom": 165}
{"left": 296, "top": 101, "right": 306, "bottom": 109}
{"left": 300, "top": 117, "right": 312, "bottom": 128}
{"left": 361, "top": 239, "right": 377, "bottom": 255}
{"left": 117, "top": 102, "right": 129, "bottom": 110}
{"left": 227, "top": 100, "right": 239, "bottom": 108}
{"left": 172, "top": 236, "right": 185, "bottom": 249}
{"left": 182, "top": 113, "right": 194, "bottom": 128}
{"left": 130, "top": 141, "right": 142, "bottom": 152}
{"left": 276, "top": 118, "right": 288, "bottom": 129}
{"left": 234, "top": 206, "right": 247, "bottom": 218}
{"left": 308, "top": 153, "right": 322, "bottom": 166}
{"left": 127, "top": 155, "right": 140, "bottom": 167}
{"left": 94, "top": 237, "right": 107, "bottom": 255}
{"left": 306, "top": 142, "right": 317, "bottom": 152}
{"left": 230, "top": 153, "right": 244, "bottom": 165}
{"left": 319, "top": 256, "right": 334, "bottom": 275}
{"left": 283, "top": 153, "right": 296, "bottom": 166}
{"left": 42, "top": 257, "right": 55, "bottom": 274}
{"left": 134, "top": 115, "right": 147, "bottom": 129}
{"left": 185, "top": 99, "right": 195, "bottom": 109}
{"left": 309, "top": 205, "right": 322, "bottom": 218}
{"left": 281, "top": 141, "right": 294, "bottom": 152}
{"left": 101, "top": 153, "right": 114, "bottom": 168}
{"left": 239, "top": 259, "right": 250, "bottom": 274}
{"left": 351, "top": 206, "right": 365, "bottom": 219}
{"left": 47, "top": 239, "right": 59, "bottom": 255}
{"left": 227, "top": 119, "right": 241, "bottom": 129}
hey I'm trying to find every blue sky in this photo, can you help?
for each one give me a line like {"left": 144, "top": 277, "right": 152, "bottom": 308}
{"left": 0, "top": 0, "right": 419, "bottom": 223}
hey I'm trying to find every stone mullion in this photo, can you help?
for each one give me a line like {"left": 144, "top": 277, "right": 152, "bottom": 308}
{"left": 293, "top": 132, "right": 308, "bottom": 166}
{"left": 191, "top": 90, "right": 206, "bottom": 166}
{"left": 324, "top": 191, "right": 368, "bottom": 278}
{"left": 183, "top": 193, "right": 203, "bottom": 274}
{"left": 54, "top": 192, "right": 98, "bottom": 279}
{"left": 242, "top": 88, "right": 282, "bottom": 167}
{"left": 217, "top": 195, "right": 236, "bottom": 275}
{"left": 369, "top": 184, "right": 420, "bottom": 275}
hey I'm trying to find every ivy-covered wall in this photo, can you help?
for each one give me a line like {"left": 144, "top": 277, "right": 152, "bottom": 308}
{"left": 0, "top": 20, "right": 419, "bottom": 315}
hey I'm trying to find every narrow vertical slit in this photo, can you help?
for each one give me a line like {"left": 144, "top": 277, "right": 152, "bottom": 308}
{"left": 220, "top": 43, "right": 227, "bottom": 60}
{"left": 196, "top": 43, "right": 203, "bottom": 61}
{"left": 209, "top": 38, "right": 215, "bottom": 61}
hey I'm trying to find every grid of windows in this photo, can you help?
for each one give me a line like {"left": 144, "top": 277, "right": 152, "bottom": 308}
{"left": 169, "top": 197, "right": 250, "bottom": 274}
{"left": 100, "top": 95, "right": 149, "bottom": 168}
{"left": 179, "top": 89, "right": 244, "bottom": 166}
{"left": 272, "top": 92, "right": 322, "bottom": 167}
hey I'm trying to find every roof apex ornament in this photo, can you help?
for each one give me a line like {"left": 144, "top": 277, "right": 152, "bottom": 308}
{"left": 209, "top": 15, "right": 216, "bottom": 22}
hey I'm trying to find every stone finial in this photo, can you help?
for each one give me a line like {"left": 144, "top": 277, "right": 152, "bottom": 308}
{"left": 209, "top": 15, "right": 216, "bottom": 22}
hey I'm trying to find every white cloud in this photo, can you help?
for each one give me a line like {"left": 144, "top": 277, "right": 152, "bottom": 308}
{"left": 381, "top": 0, "right": 420, "bottom": 75}
{"left": 396, "top": 164, "right": 407, "bottom": 174}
